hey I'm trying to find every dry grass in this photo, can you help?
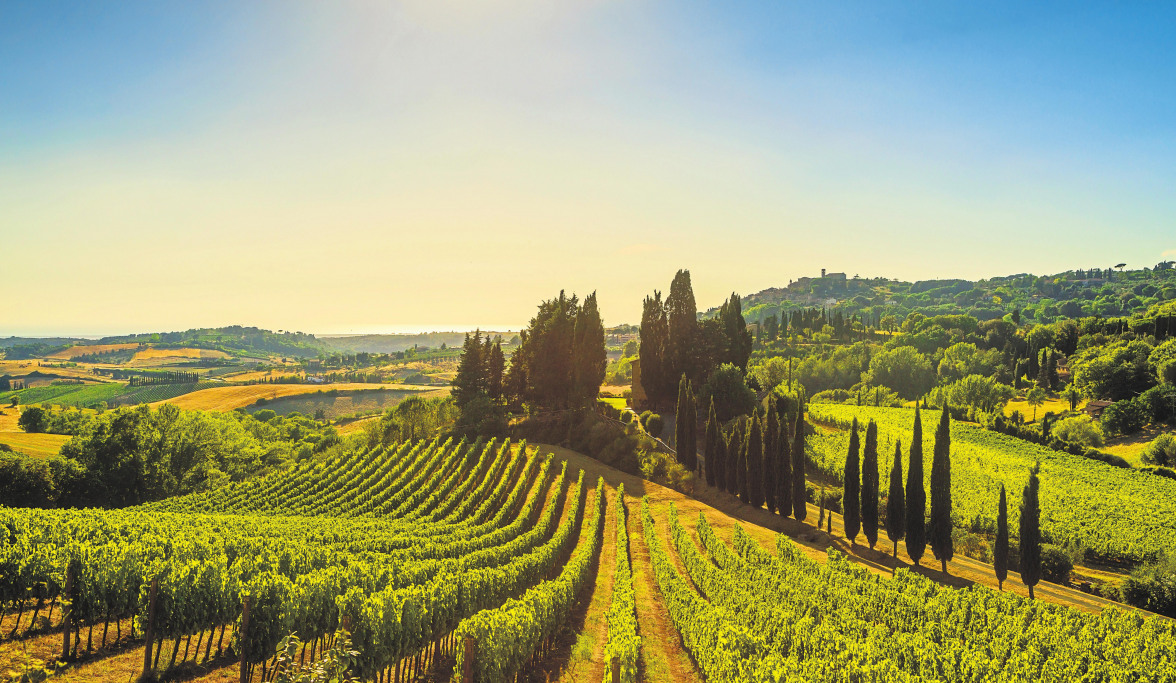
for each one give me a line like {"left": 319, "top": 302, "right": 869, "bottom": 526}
{"left": 154, "top": 384, "right": 446, "bottom": 412}
{"left": 0, "top": 432, "right": 71, "bottom": 458}
{"left": 128, "top": 348, "right": 231, "bottom": 366}
{"left": 1104, "top": 425, "right": 1172, "bottom": 466}
{"left": 45, "top": 344, "right": 138, "bottom": 360}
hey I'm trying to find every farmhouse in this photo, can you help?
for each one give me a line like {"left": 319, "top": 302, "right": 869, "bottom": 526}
{"left": 1084, "top": 400, "right": 1113, "bottom": 420}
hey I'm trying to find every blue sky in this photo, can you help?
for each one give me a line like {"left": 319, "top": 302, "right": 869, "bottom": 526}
{"left": 2, "top": 1, "right": 1174, "bottom": 335}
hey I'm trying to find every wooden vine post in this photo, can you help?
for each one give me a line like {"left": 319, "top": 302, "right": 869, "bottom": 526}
{"left": 142, "top": 576, "right": 159, "bottom": 678}
{"left": 60, "top": 562, "right": 75, "bottom": 661}
{"left": 461, "top": 635, "right": 474, "bottom": 683}
{"left": 610, "top": 656, "right": 620, "bottom": 683}
{"left": 239, "top": 595, "right": 251, "bottom": 683}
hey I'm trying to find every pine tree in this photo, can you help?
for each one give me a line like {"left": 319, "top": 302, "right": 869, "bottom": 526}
{"left": 705, "top": 400, "right": 720, "bottom": 488}
{"left": 929, "top": 404, "right": 953, "bottom": 573}
{"left": 843, "top": 417, "right": 861, "bottom": 545}
{"left": 451, "top": 330, "right": 487, "bottom": 408}
{"left": 906, "top": 407, "right": 926, "bottom": 565}
{"left": 994, "top": 485, "right": 1009, "bottom": 591}
{"left": 777, "top": 416, "right": 793, "bottom": 518}
{"left": 861, "top": 420, "right": 880, "bottom": 549}
{"left": 747, "top": 415, "right": 764, "bottom": 508}
{"left": 1020, "top": 461, "right": 1042, "bottom": 599}
{"left": 763, "top": 404, "right": 779, "bottom": 514}
{"left": 792, "top": 408, "right": 807, "bottom": 521}
{"left": 886, "top": 441, "right": 905, "bottom": 558}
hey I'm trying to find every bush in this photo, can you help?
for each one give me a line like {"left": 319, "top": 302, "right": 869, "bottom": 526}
{"left": 699, "top": 363, "right": 757, "bottom": 422}
{"left": 1041, "top": 544, "right": 1074, "bottom": 585}
{"left": 620, "top": 411, "right": 634, "bottom": 424}
{"left": 17, "top": 406, "right": 49, "bottom": 433}
{"left": 1101, "top": 398, "right": 1150, "bottom": 436}
{"left": 1051, "top": 416, "right": 1104, "bottom": 448}
{"left": 1142, "top": 434, "right": 1176, "bottom": 467}
{"left": 253, "top": 409, "right": 278, "bottom": 423}
{"left": 643, "top": 413, "right": 664, "bottom": 438}
{"left": 1121, "top": 554, "right": 1176, "bottom": 618}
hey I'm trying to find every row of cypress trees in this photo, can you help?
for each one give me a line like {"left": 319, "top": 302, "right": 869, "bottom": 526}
{"left": 690, "top": 394, "right": 808, "bottom": 522}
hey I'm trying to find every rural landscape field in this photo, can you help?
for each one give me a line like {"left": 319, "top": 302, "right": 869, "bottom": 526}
{"left": 4, "top": 3, "right": 1176, "bottom": 683}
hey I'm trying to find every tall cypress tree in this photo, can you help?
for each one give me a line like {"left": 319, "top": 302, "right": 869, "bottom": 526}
{"left": 704, "top": 400, "right": 720, "bottom": 488}
{"left": 1020, "top": 462, "right": 1042, "bottom": 599}
{"left": 844, "top": 418, "right": 862, "bottom": 545}
{"left": 726, "top": 422, "right": 741, "bottom": 495}
{"left": 639, "top": 292, "right": 671, "bottom": 405}
{"left": 861, "top": 420, "right": 880, "bottom": 549}
{"left": 905, "top": 408, "right": 926, "bottom": 565}
{"left": 571, "top": 292, "right": 607, "bottom": 405}
{"left": 737, "top": 420, "right": 750, "bottom": 504}
{"left": 746, "top": 415, "right": 763, "bottom": 507}
{"left": 886, "top": 441, "right": 905, "bottom": 558}
{"left": 777, "top": 417, "right": 793, "bottom": 518}
{"left": 666, "top": 269, "right": 699, "bottom": 384}
{"left": 686, "top": 384, "right": 699, "bottom": 474}
{"left": 763, "top": 404, "right": 779, "bottom": 514}
{"left": 674, "top": 376, "right": 692, "bottom": 470}
{"left": 792, "top": 408, "right": 807, "bottom": 521}
{"left": 994, "top": 485, "right": 1009, "bottom": 591}
{"left": 929, "top": 405, "right": 954, "bottom": 573}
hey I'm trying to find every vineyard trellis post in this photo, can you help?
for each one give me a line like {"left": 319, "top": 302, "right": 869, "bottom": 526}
{"left": 610, "top": 656, "right": 620, "bottom": 683}
{"left": 60, "top": 562, "right": 75, "bottom": 661}
{"left": 239, "top": 595, "right": 251, "bottom": 683}
{"left": 142, "top": 576, "right": 159, "bottom": 678}
{"left": 461, "top": 635, "right": 474, "bottom": 683}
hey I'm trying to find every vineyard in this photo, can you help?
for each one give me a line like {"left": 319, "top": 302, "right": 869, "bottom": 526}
{"left": 0, "top": 437, "right": 619, "bottom": 682}
{"left": 807, "top": 404, "right": 1176, "bottom": 565}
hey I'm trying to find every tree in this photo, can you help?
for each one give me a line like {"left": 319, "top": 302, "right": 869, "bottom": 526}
{"left": 699, "top": 363, "right": 757, "bottom": 422}
{"left": 1026, "top": 387, "right": 1046, "bottom": 422}
{"left": 1020, "top": 462, "right": 1042, "bottom": 599}
{"left": 777, "top": 413, "right": 793, "bottom": 518}
{"left": 666, "top": 270, "right": 699, "bottom": 384}
{"left": 861, "top": 420, "right": 879, "bottom": 549}
{"left": 763, "top": 404, "right": 779, "bottom": 514}
{"left": 995, "top": 485, "right": 1009, "bottom": 590}
{"left": 674, "top": 376, "right": 696, "bottom": 471}
{"left": 736, "top": 421, "right": 749, "bottom": 504}
{"left": 704, "top": 400, "right": 720, "bottom": 488}
{"left": 451, "top": 330, "right": 487, "bottom": 408}
{"left": 746, "top": 414, "right": 763, "bottom": 508}
{"left": 791, "top": 408, "right": 807, "bottom": 521}
{"left": 929, "top": 405, "right": 953, "bottom": 573}
{"left": 726, "top": 421, "right": 741, "bottom": 495}
{"left": 686, "top": 384, "right": 699, "bottom": 476}
{"left": 886, "top": 441, "right": 905, "bottom": 558}
{"left": 17, "top": 406, "right": 49, "bottom": 434}
{"left": 905, "top": 408, "right": 926, "bottom": 565}
{"left": 843, "top": 417, "right": 861, "bottom": 545}
{"left": 864, "top": 346, "right": 936, "bottom": 400}
{"left": 1062, "top": 384, "right": 1083, "bottom": 412}
{"left": 571, "top": 292, "right": 607, "bottom": 405}
{"left": 639, "top": 292, "right": 671, "bottom": 405}
{"left": 518, "top": 291, "right": 579, "bottom": 409}
{"left": 486, "top": 342, "right": 505, "bottom": 400}
{"left": 719, "top": 293, "right": 753, "bottom": 370}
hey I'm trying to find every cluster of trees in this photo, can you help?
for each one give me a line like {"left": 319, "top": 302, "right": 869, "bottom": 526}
{"left": 127, "top": 371, "right": 201, "bottom": 386}
{"left": 5, "top": 404, "right": 342, "bottom": 508}
{"left": 639, "top": 270, "right": 752, "bottom": 406}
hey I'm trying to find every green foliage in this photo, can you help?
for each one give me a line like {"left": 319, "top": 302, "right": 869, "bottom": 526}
{"left": 1019, "top": 462, "right": 1042, "bottom": 597}
{"left": 17, "top": 406, "right": 48, "bottom": 433}
{"left": 1121, "top": 554, "right": 1176, "bottom": 618}
{"left": 698, "top": 363, "right": 756, "bottom": 422}
{"left": 1142, "top": 433, "right": 1176, "bottom": 467}
{"left": 602, "top": 485, "right": 639, "bottom": 683}
{"left": 365, "top": 396, "right": 457, "bottom": 446}
{"left": 864, "top": 346, "right": 935, "bottom": 399}
{"left": 1071, "top": 339, "right": 1156, "bottom": 400}
{"left": 929, "top": 374, "right": 1015, "bottom": 413}
{"left": 1051, "top": 416, "right": 1104, "bottom": 448}
{"left": 1040, "top": 544, "right": 1073, "bottom": 585}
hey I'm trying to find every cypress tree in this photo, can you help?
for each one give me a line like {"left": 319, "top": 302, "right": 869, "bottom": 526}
{"left": 764, "top": 404, "right": 779, "bottom": 514}
{"left": 704, "top": 400, "right": 720, "bottom": 488}
{"left": 792, "top": 408, "right": 807, "bottom": 521}
{"left": 886, "top": 441, "right": 905, "bottom": 558}
{"left": 861, "top": 420, "right": 880, "bottom": 549}
{"left": 639, "top": 292, "right": 671, "bottom": 404}
{"left": 451, "top": 330, "right": 487, "bottom": 408}
{"left": 686, "top": 384, "right": 698, "bottom": 474}
{"left": 1020, "top": 462, "right": 1042, "bottom": 599}
{"left": 905, "top": 407, "right": 926, "bottom": 565}
{"left": 843, "top": 417, "right": 861, "bottom": 545}
{"left": 994, "top": 485, "right": 1009, "bottom": 591}
{"left": 746, "top": 415, "right": 763, "bottom": 508}
{"left": 666, "top": 269, "right": 699, "bottom": 384}
{"left": 675, "top": 376, "right": 691, "bottom": 469}
{"left": 777, "top": 418, "right": 793, "bottom": 518}
{"left": 737, "top": 421, "right": 750, "bottom": 504}
{"left": 726, "top": 423, "right": 741, "bottom": 495}
{"left": 929, "top": 405, "right": 953, "bottom": 573}
{"left": 1047, "top": 350, "right": 1059, "bottom": 390}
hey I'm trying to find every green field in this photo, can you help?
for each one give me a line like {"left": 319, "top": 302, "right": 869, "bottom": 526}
{"left": 243, "top": 388, "right": 424, "bottom": 419}
{"left": 807, "top": 404, "right": 1176, "bottom": 565}
{"left": 0, "top": 381, "right": 220, "bottom": 409}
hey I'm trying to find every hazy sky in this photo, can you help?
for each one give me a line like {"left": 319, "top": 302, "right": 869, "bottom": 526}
{"left": 3, "top": 1, "right": 1174, "bottom": 336}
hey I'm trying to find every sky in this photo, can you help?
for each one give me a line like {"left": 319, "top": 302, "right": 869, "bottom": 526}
{"left": 2, "top": 1, "right": 1175, "bottom": 336}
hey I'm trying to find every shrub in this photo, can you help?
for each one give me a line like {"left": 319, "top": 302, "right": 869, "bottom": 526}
{"left": 1041, "top": 544, "right": 1074, "bottom": 584}
{"left": 1121, "top": 554, "right": 1176, "bottom": 618}
{"left": 1052, "top": 416, "right": 1104, "bottom": 448}
{"left": 644, "top": 413, "right": 664, "bottom": 438}
{"left": 699, "top": 363, "right": 757, "bottom": 422}
{"left": 17, "top": 406, "right": 49, "bottom": 433}
{"left": 620, "top": 411, "right": 634, "bottom": 424}
{"left": 1143, "top": 434, "right": 1176, "bottom": 467}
